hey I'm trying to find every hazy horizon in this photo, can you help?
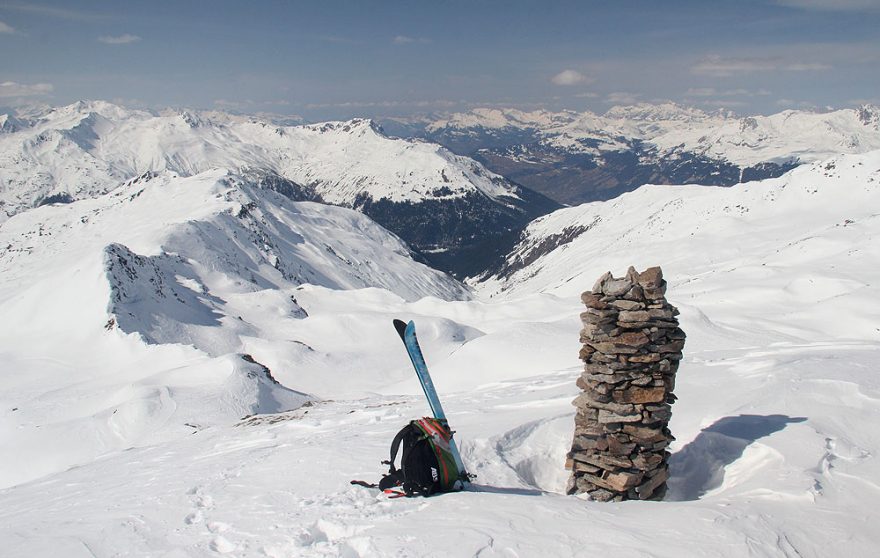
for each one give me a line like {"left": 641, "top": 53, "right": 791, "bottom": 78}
{"left": 1, "top": 0, "right": 879, "bottom": 121}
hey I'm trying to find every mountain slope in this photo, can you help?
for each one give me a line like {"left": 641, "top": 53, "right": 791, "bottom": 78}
{"left": 417, "top": 104, "right": 880, "bottom": 205}
{"left": 1, "top": 152, "right": 879, "bottom": 556}
{"left": 479, "top": 150, "right": 880, "bottom": 341}
{"left": 0, "top": 166, "right": 475, "bottom": 488}
{"left": 0, "top": 101, "right": 560, "bottom": 276}
{"left": 0, "top": 167, "right": 469, "bottom": 342}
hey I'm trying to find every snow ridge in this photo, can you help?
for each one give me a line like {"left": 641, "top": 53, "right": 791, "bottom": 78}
{"left": 0, "top": 101, "right": 519, "bottom": 222}
{"left": 480, "top": 149, "right": 880, "bottom": 339}
{"left": 1, "top": 168, "right": 468, "bottom": 354}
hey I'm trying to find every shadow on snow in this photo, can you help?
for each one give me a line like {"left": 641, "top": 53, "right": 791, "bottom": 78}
{"left": 666, "top": 414, "right": 807, "bottom": 501}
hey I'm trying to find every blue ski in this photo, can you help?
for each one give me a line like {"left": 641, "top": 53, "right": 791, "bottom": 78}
{"left": 393, "top": 319, "right": 469, "bottom": 484}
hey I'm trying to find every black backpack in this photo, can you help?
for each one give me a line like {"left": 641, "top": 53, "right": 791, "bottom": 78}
{"left": 356, "top": 417, "right": 464, "bottom": 497}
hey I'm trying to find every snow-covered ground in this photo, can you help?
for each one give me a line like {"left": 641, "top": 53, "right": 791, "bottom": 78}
{"left": 1, "top": 151, "right": 879, "bottom": 556}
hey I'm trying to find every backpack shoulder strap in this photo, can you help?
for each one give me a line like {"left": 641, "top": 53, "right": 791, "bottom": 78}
{"left": 379, "top": 421, "right": 419, "bottom": 491}
{"left": 385, "top": 422, "right": 414, "bottom": 474}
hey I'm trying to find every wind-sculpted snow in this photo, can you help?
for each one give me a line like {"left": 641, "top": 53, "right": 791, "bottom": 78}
{"left": 1, "top": 168, "right": 468, "bottom": 352}
{"left": 104, "top": 242, "right": 235, "bottom": 349}
{"left": 1, "top": 148, "right": 880, "bottom": 554}
{"left": 481, "top": 150, "right": 880, "bottom": 340}
{"left": 0, "top": 168, "right": 467, "bottom": 487}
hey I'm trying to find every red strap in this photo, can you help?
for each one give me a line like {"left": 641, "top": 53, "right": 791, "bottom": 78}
{"left": 417, "top": 418, "right": 450, "bottom": 442}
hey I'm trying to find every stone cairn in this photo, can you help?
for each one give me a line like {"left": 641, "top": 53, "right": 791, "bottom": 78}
{"left": 565, "top": 266, "right": 685, "bottom": 502}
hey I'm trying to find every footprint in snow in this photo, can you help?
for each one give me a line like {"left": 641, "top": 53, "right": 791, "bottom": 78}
{"left": 209, "top": 535, "right": 236, "bottom": 554}
{"left": 184, "top": 510, "right": 204, "bottom": 525}
{"left": 207, "top": 521, "right": 230, "bottom": 534}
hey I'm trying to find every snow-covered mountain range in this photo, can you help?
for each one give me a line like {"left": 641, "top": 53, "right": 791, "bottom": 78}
{"left": 2, "top": 97, "right": 880, "bottom": 555}
{"left": 2, "top": 147, "right": 878, "bottom": 555}
{"left": 1, "top": 166, "right": 468, "bottom": 348}
{"left": 0, "top": 101, "right": 558, "bottom": 277}
{"left": 0, "top": 164, "right": 471, "bottom": 489}
{"left": 411, "top": 103, "right": 880, "bottom": 205}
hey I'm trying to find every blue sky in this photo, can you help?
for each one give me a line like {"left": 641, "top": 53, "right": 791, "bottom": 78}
{"left": 1, "top": 0, "right": 878, "bottom": 120}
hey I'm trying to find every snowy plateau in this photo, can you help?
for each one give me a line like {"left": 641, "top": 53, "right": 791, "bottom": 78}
{"left": 1, "top": 100, "right": 879, "bottom": 557}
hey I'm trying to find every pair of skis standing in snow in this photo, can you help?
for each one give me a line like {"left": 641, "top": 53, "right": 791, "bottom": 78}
{"left": 351, "top": 320, "right": 471, "bottom": 497}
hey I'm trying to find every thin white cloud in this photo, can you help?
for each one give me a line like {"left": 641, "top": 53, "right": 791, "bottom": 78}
{"left": 110, "top": 97, "right": 148, "bottom": 109}
{"left": 98, "top": 34, "right": 141, "bottom": 45}
{"left": 776, "top": 0, "right": 880, "bottom": 11}
{"left": 551, "top": 69, "right": 589, "bottom": 86}
{"left": 319, "top": 35, "right": 361, "bottom": 44}
{"left": 848, "top": 97, "right": 880, "bottom": 106}
{"left": 691, "top": 55, "right": 777, "bottom": 77}
{"left": 685, "top": 87, "right": 718, "bottom": 97}
{"left": 393, "top": 35, "right": 430, "bottom": 45}
{"left": 574, "top": 92, "right": 599, "bottom": 98}
{"left": 692, "top": 55, "right": 833, "bottom": 76}
{"left": 776, "top": 98, "right": 818, "bottom": 109}
{"left": 305, "top": 99, "right": 457, "bottom": 110}
{"left": 785, "top": 62, "right": 832, "bottom": 71}
{"left": 605, "top": 92, "right": 641, "bottom": 104}
{"left": 0, "top": 20, "right": 16, "bottom": 34}
{"left": 0, "top": 81, "right": 53, "bottom": 98}
{"left": 699, "top": 99, "right": 748, "bottom": 108}
{"left": 685, "top": 87, "right": 771, "bottom": 97}
{"left": 4, "top": 2, "right": 106, "bottom": 21}
{"left": 214, "top": 99, "right": 292, "bottom": 109}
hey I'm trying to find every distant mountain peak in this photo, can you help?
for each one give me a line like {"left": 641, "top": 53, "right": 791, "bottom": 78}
{"left": 603, "top": 102, "right": 711, "bottom": 123}
{"left": 45, "top": 100, "right": 136, "bottom": 122}
{"left": 303, "top": 117, "right": 383, "bottom": 136}
{"left": 858, "top": 104, "right": 880, "bottom": 128}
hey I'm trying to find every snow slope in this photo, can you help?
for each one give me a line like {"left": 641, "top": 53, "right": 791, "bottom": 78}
{"left": 0, "top": 101, "right": 519, "bottom": 222}
{"left": 1, "top": 151, "right": 879, "bottom": 556}
{"left": 0, "top": 168, "right": 466, "bottom": 488}
{"left": 480, "top": 150, "right": 880, "bottom": 341}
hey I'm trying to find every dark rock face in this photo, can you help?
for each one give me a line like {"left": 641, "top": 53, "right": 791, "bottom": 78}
{"left": 566, "top": 266, "right": 685, "bottom": 502}
{"left": 236, "top": 168, "right": 322, "bottom": 203}
{"left": 232, "top": 168, "right": 560, "bottom": 279}
{"left": 417, "top": 126, "right": 798, "bottom": 206}
{"left": 423, "top": 126, "right": 543, "bottom": 159}
{"left": 37, "top": 193, "right": 75, "bottom": 206}
{"left": 355, "top": 186, "right": 561, "bottom": 279}
{"left": 472, "top": 143, "right": 797, "bottom": 206}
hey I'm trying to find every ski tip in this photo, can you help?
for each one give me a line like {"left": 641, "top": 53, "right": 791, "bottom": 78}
{"left": 392, "top": 319, "right": 408, "bottom": 340}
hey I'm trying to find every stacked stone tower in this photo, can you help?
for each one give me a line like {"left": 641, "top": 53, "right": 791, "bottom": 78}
{"left": 566, "top": 266, "right": 685, "bottom": 502}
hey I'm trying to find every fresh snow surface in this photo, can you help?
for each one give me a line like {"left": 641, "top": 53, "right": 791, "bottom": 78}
{"left": 0, "top": 101, "right": 518, "bottom": 222}
{"left": 429, "top": 103, "right": 880, "bottom": 166}
{"left": 1, "top": 151, "right": 880, "bottom": 556}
